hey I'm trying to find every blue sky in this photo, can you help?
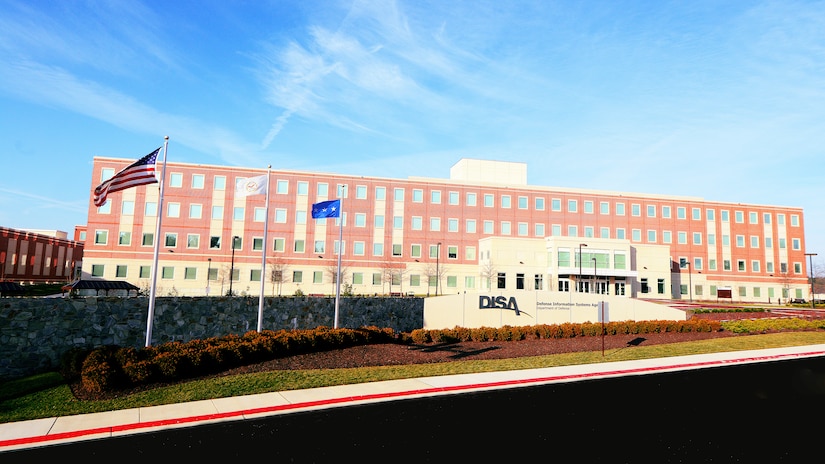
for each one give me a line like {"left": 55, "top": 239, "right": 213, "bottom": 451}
{"left": 1, "top": 0, "right": 823, "bottom": 267}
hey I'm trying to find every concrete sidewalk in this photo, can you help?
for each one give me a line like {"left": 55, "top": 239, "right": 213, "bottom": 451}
{"left": 3, "top": 343, "right": 825, "bottom": 453}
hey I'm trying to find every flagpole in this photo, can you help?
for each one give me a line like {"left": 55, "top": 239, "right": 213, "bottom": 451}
{"left": 334, "top": 192, "right": 343, "bottom": 329}
{"left": 145, "top": 136, "right": 169, "bottom": 347}
{"left": 257, "top": 165, "right": 271, "bottom": 332}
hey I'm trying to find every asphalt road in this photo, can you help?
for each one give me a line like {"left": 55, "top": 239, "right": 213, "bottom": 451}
{"left": 4, "top": 355, "right": 824, "bottom": 462}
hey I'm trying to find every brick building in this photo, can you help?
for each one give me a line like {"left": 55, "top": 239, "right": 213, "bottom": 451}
{"left": 80, "top": 158, "right": 810, "bottom": 303}
{"left": 0, "top": 227, "right": 83, "bottom": 284}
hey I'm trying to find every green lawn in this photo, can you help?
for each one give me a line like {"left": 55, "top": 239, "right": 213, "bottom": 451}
{"left": 2, "top": 331, "right": 825, "bottom": 424}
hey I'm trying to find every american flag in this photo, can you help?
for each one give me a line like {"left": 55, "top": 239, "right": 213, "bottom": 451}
{"left": 93, "top": 147, "right": 161, "bottom": 207}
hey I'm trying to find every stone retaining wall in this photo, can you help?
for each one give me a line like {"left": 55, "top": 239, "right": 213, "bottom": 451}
{"left": 0, "top": 296, "right": 424, "bottom": 379}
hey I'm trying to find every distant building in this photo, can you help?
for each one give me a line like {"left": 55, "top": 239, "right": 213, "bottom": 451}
{"left": 0, "top": 227, "right": 83, "bottom": 284}
{"left": 80, "top": 157, "right": 810, "bottom": 303}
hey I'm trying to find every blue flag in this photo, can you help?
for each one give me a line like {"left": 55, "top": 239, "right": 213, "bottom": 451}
{"left": 311, "top": 199, "right": 341, "bottom": 218}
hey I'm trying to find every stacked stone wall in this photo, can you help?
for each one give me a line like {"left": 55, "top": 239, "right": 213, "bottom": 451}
{"left": 0, "top": 296, "right": 424, "bottom": 379}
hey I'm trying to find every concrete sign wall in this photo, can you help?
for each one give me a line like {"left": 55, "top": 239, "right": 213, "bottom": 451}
{"left": 423, "top": 291, "right": 686, "bottom": 330}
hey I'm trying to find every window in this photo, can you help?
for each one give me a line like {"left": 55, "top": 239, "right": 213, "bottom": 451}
{"left": 116, "top": 265, "right": 127, "bottom": 278}
{"left": 484, "top": 194, "right": 494, "bottom": 207}
{"left": 551, "top": 198, "right": 561, "bottom": 211}
{"left": 466, "top": 219, "right": 477, "bottom": 233}
{"left": 692, "top": 208, "right": 701, "bottom": 220}
{"left": 142, "top": 233, "right": 154, "bottom": 246}
{"left": 297, "top": 181, "right": 308, "bottom": 195}
{"left": 373, "top": 273, "right": 382, "bottom": 285}
{"left": 735, "top": 211, "right": 744, "bottom": 223}
{"left": 497, "top": 272, "right": 506, "bottom": 289}
{"left": 250, "top": 269, "right": 262, "bottom": 281}
{"left": 736, "top": 235, "right": 745, "bottom": 247}
{"left": 214, "top": 176, "right": 226, "bottom": 190}
{"left": 313, "top": 271, "right": 323, "bottom": 284}
{"left": 631, "top": 204, "right": 640, "bottom": 216}
{"left": 600, "top": 202, "right": 609, "bottom": 215}
{"left": 600, "top": 227, "right": 609, "bottom": 239}
{"left": 693, "top": 232, "right": 702, "bottom": 245}
{"left": 707, "top": 233, "right": 715, "bottom": 245}
{"left": 145, "top": 201, "right": 157, "bottom": 217}
{"left": 185, "top": 267, "right": 197, "bottom": 280}
{"left": 764, "top": 213, "right": 771, "bottom": 224}
{"left": 752, "top": 261, "right": 761, "bottom": 272}
{"left": 162, "top": 266, "right": 174, "bottom": 279}
{"left": 98, "top": 201, "right": 111, "bottom": 214}
{"left": 165, "top": 233, "right": 177, "bottom": 247}
{"left": 749, "top": 212, "right": 758, "bottom": 224}
{"left": 410, "top": 244, "right": 421, "bottom": 258}
{"left": 616, "top": 228, "right": 625, "bottom": 240}
{"left": 187, "top": 234, "right": 199, "bottom": 248}
{"left": 375, "top": 186, "right": 385, "bottom": 200}
{"left": 751, "top": 236, "right": 759, "bottom": 248}
{"left": 373, "top": 243, "right": 383, "bottom": 256}
{"left": 276, "top": 180, "right": 288, "bottom": 194}
{"left": 293, "top": 271, "right": 303, "bottom": 283}
{"left": 411, "top": 216, "right": 423, "bottom": 230}
{"left": 663, "top": 231, "right": 672, "bottom": 243}
{"left": 647, "top": 205, "right": 655, "bottom": 217}
{"left": 647, "top": 230, "right": 656, "bottom": 242}
{"left": 721, "top": 210, "right": 729, "bottom": 222}
{"left": 738, "top": 260, "right": 746, "bottom": 271}
{"left": 318, "top": 183, "right": 329, "bottom": 197}
{"left": 352, "top": 273, "right": 364, "bottom": 285}
{"left": 678, "top": 232, "right": 687, "bottom": 244}
{"left": 274, "top": 209, "right": 287, "bottom": 223}
{"left": 413, "top": 189, "right": 423, "bottom": 202}
{"left": 501, "top": 195, "right": 511, "bottom": 208}
{"left": 431, "top": 190, "right": 441, "bottom": 204}
{"left": 568, "top": 200, "right": 577, "bottom": 213}
{"left": 122, "top": 201, "right": 135, "bottom": 215}
{"left": 232, "top": 237, "right": 242, "bottom": 250}
{"left": 233, "top": 207, "right": 244, "bottom": 221}
{"left": 212, "top": 206, "right": 223, "bottom": 220}
{"left": 430, "top": 217, "right": 441, "bottom": 231}
{"left": 632, "top": 229, "right": 641, "bottom": 242}
{"left": 395, "top": 188, "right": 405, "bottom": 201}
{"left": 118, "top": 231, "right": 131, "bottom": 245}
{"left": 189, "top": 204, "right": 202, "bottom": 219}
{"left": 448, "top": 218, "right": 459, "bottom": 232}
{"left": 210, "top": 236, "right": 221, "bottom": 249}
{"left": 94, "top": 230, "right": 108, "bottom": 245}
{"left": 169, "top": 173, "right": 183, "bottom": 187}
{"left": 167, "top": 202, "right": 180, "bottom": 218}
{"left": 192, "top": 174, "right": 205, "bottom": 189}
{"left": 568, "top": 225, "right": 578, "bottom": 237}
{"left": 91, "top": 264, "right": 104, "bottom": 277}
{"left": 392, "top": 244, "right": 402, "bottom": 257}
{"left": 616, "top": 203, "right": 625, "bottom": 216}
{"left": 536, "top": 224, "right": 546, "bottom": 237}
{"left": 273, "top": 238, "right": 285, "bottom": 252}
{"left": 140, "top": 265, "right": 151, "bottom": 278}
{"left": 501, "top": 222, "right": 511, "bottom": 235}
{"left": 791, "top": 215, "right": 799, "bottom": 227}
{"left": 518, "top": 222, "right": 528, "bottom": 236}
{"left": 707, "top": 209, "right": 715, "bottom": 221}
{"left": 356, "top": 185, "right": 367, "bottom": 199}
{"left": 253, "top": 237, "right": 263, "bottom": 251}
{"left": 314, "top": 240, "right": 325, "bottom": 253}
{"left": 677, "top": 207, "right": 686, "bottom": 219}
{"left": 466, "top": 192, "right": 477, "bottom": 206}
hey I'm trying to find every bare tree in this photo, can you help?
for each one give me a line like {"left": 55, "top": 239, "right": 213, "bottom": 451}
{"left": 480, "top": 260, "right": 496, "bottom": 291}
{"left": 325, "top": 261, "right": 351, "bottom": 294}
{"left": 267, "top": 257, "right": 288, "bottom": 296}
{"left": 380, "top": 260, "right": 409, "bottom": 295}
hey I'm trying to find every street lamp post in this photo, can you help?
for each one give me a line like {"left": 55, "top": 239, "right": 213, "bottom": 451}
{"left": 206, "top": 258, "right": 211, "bottom": 296}
{"left": 436, "top": 242, "right": 442, "bottom": 296}
{"left": 805, "top": 252, "right": 817, "bottom": 309}
{"left": 229, "top": 236, "right": 239, "bottom": 296}
{"left": 578, "top": 243, "right": 587, "bottom": 293}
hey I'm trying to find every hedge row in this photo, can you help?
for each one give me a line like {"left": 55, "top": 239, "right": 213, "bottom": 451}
{"left": 409, "top": 319, "right": 722, "bottom": 344}
{"left": 66, "top": 326, "right": 397, "bottom": 394}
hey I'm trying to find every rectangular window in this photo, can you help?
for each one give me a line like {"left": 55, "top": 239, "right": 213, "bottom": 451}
{"left": 169, "top": 173, "right": 183, "bottom": 188}
{"left": 116, "top": 265, "right": 127, "bottom": 278}
{"left": 631, "top": 204, "right": 640, "bottom": 216}
{"left": 142, "top": 233, "right": 154, "bottom": 247}
{"left": 91, "top": 264, "right": 104, "bottom": 277}
{"left": 187, "top": 234, "right": 199, "bottom": 248}
{"left": 167, "top": 202, "right": 180, "bottom": 218}
{"left": 551, "top": 198, "right": 562, "bottom": 211}
{"left": 647, "top": 205, "right": 655, "bottom": 217}
{"left": 140, "top": 265, "right": 151, "bottom": 278}
{"left": 584, "top": 201, "right": 594, "bottom": 214}
{"left": 210, "top": 236, "right": 221, "bottom": 249}
{"left": 373, "top": 243, "right": 383, "bottom": 256}
{"left": 292, "top": 271, "right": 303, "bottom": 283}
{"left": 450, "top": 191, "right": 460, "bottom": 205}
{"left": 313, "top": 271, "right": 323, "bottom": 284}
{"left": 693, "top": 232, "right": 702, "bottom": 245}
{"left": 647, "top": 230, "right": 656, "bottom": 242}
{"left": 253, "top": 237, "right": 263, "bottom": 251}
{"left": 466, "top": 192, "right": 476, "bottom": 206}
{"left": 165, "top": 233, "right": 177, "bottom": 247}
{"left": 600, "top": 202, "right": 609, "bottom": 215}
{"left": 375, "top": 187, "right": 385, "bottom": 200}
{"left": 518, "top": 196, "right": 528, "bottom": 209}
{"left": 410, "top": 244, "right": 421, "bottom": 258}
{"left": 692, "top": 208, "right": 701, "bottom": 220}
{"left": 94, "top": 230, "right": 108, "bottom": 245}
{"left": 212, "top": 206, "right": 223, "bottom": 220}
{"left": 118, "top": 231, "right": 131, "bottom": 246}
{"left": 431, "top": 190, "right": 441, "bottom": 204}
{"left": 616, "top": 203, "right": 625, "bottom": 215}
{"left": 484, "top": 194, "right": 494, "bottom": 207}
{"left": 184, "top": 267, "right": 197, "bottom": 280}
{"left": 122, "top": 200, "right": 135, "bottom": 215}
{"left": 161, "top": 266, "right": 174, "bottom": 279}
{"left": 568, "top": 200, "right": 577, "bottom": 213}
{"left": 192, "top": 174, "right": 205, "bottom": 189}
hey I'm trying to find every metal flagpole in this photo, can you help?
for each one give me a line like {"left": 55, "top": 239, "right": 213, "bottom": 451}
{"left": 145, "top": 136, "right": 169, "bottom": 347}
{"left": 257, "top": 165, "right": 271, "bottom": 332}
{"left": 334, "top": 193, "right": 343, "bottom": 329}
